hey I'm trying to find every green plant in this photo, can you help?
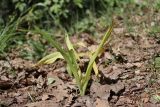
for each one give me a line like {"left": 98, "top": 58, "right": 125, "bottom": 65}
{"left": 20, "top": 39, "right": 47, "bottom": 60}
{"left": 10, "top": 0, "right": 84, "bottom": 27}
{"left": 0, "top": 19, "right": 19, "bottom": 54}
{"left": 154, "top": 56, "right": 160, "bottom": 71}
{"left": 153, "top": 0, "right": 160, "bottom": 10}
{"left": 34, "top": 23, "right": 113, "bottom": 95}
{"left": 149, "top": 26, "right": 160, "bottom": 36}
{"left": 1, "top": 0, "right": 134, "bottom": 34}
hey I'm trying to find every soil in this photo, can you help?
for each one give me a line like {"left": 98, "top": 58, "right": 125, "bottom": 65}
{"left": 0, "top": 7, "right": 160, "bottom": 107}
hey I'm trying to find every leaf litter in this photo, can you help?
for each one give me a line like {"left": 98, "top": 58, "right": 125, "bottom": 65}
{"left": 1, "top": 9, "right": 160, "bottom": 107}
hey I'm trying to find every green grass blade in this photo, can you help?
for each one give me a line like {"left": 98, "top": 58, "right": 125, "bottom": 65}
{"left": 0, "top": 22, "right": 18, "bottom": 53}
{"left": 92, "top": 62, "right": 99, "bottom": 76}
{"left": 67, "top": 49, "right": 82, "bottom": 92}
{"left": 65, "top": 34, "right": 80, "bottom": 60}
{"left": 81, "top": 24, "right": 113, "bottom": 95}
{"left": 66, "top": 63, "right": 73, "bottom": 76}
{"left": 34, "top": 27, "right": 69, "bottom": 60}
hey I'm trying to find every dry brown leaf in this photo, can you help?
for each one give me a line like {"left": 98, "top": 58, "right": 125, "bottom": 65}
{"left": 41, "top": 94, "right": 50, "bottom": 101}
{"left": 95, "top": 98, "right": 110, "bottom": 107}
{"left": 25, "top": 100, "right": 60, "bottom": 107}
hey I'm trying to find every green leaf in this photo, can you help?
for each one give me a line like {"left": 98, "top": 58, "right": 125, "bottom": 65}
{"left": 0, "top": 20, "right": 18, "bottom": 53}
{"left": 67, "top": 49, "right": 82, "bottom": 91}
{"left": 34, "top": 27, "right": 68, "bottom": 60}
{"left": 36, "top": 52, "right": 64, "bottom": 66}
{"left": 155, "top": 57, "right": 160, "bottom": 68}
{"left": 65, "top": 34, "right": 74, "bottom": 50}
{"left": 65, "top": 34, "right": 80, "bottom": 60}
{"left": 34, "top": 25, "right": 113, "bottom": 96}
{"left": 66, "top": 63, "right": 73, "bottom": 76}
{"left": 93, "top": 62, "right": 99, "bottom": 76}
{"left": 34, "top": 27, "right": 82, "bottom": 94}
{"left": 73, "top": 0, "right": 83, "bottom": 8}
{"left": 153, "top": 95, "right": 160, "bottom": 102}
{"left": 81, "top": 23, "right": 113, "bottom": 95}
{"left": 47, "top": 77, "right": 55, "bottom": 85}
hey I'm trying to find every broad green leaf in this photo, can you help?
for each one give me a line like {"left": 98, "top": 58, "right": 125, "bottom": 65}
{"left": 65, "top": 34, "right": 74, "bottom": 50}
{"left": 34, "top": 27, "right": 82, "bottom": 94}
{"left": 65, "top": 34, "right": 80, "bottom": 60}
{"left": 34, "top": 24, "right": 113, "bottom": 96}
{"left": 73, "top": 0, "right": 83, "bottom": 8}
{"left": 36, "top": 52, "right": 64, "bottom": 66}
{"left": 34, "top": 27, "right": 75, "bottom": 78}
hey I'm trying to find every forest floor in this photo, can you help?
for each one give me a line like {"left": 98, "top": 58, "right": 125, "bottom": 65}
{"left": 0, "top": 7, "right": 160, "bottom": 107}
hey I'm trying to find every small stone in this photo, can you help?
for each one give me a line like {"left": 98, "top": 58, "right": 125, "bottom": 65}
{"left": 135, "top": 70, "right": 140, "bottom": 75}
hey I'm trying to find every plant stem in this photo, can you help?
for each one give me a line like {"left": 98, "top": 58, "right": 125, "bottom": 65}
{"left": 81, "top": 24, "right": 113, "bottom": 95}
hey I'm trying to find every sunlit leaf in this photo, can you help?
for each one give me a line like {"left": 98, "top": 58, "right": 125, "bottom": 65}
{"left": 81, "top": 23, "right": 113, "bottom": 95}
{"left": 65, "top": 34, "right": 74, "bottom": 50}
{"left": 93, "top": 62, "right": 99, "bottom": 76}
{"left": 36, "top": 52, "right": 63, "bottom": 66}
{"left": 65, "top": 34, "right": 80, "bottom": 60}
{"left": 34, "top": 23, "right": 113, "bottom": 96}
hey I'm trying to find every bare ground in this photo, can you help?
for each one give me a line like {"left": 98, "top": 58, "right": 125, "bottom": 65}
{"left": 0, "top": 8, "right": 160, "bottom": 107}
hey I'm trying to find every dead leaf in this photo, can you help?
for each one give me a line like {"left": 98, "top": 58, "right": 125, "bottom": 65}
{"left": 0, "top": 80, "right": 12, "bottom": 89}
{"left": 36, "top": 75, "right": 45, "bottom": 89}
{"left": 100, "top": 65, "right": 122, "bottom": 81}
{"left": 110, "top": 81, "right": 125, "bottom": 94}
{"left": 113, "top": 28, "right": 125, "bottom": 34}
{"left": 42, "top": 94, "right": 50, "bottom": 101}
{"left": 90, "top": 82, "right": 110, "bottom": 99}
{"left": 25, "top": 100, "right": 60, "bottom": 107}
{"left": 141, "top": 93, "right": 149, "bottom": 103}
{"left": 116, "top": 96, "right": 133, "bottom": 106}
{"left": 1, "top": 75, "right": 9, "bottom": 81}
{"left": 95, "top": 98, "right": 110, "bottom": 107}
